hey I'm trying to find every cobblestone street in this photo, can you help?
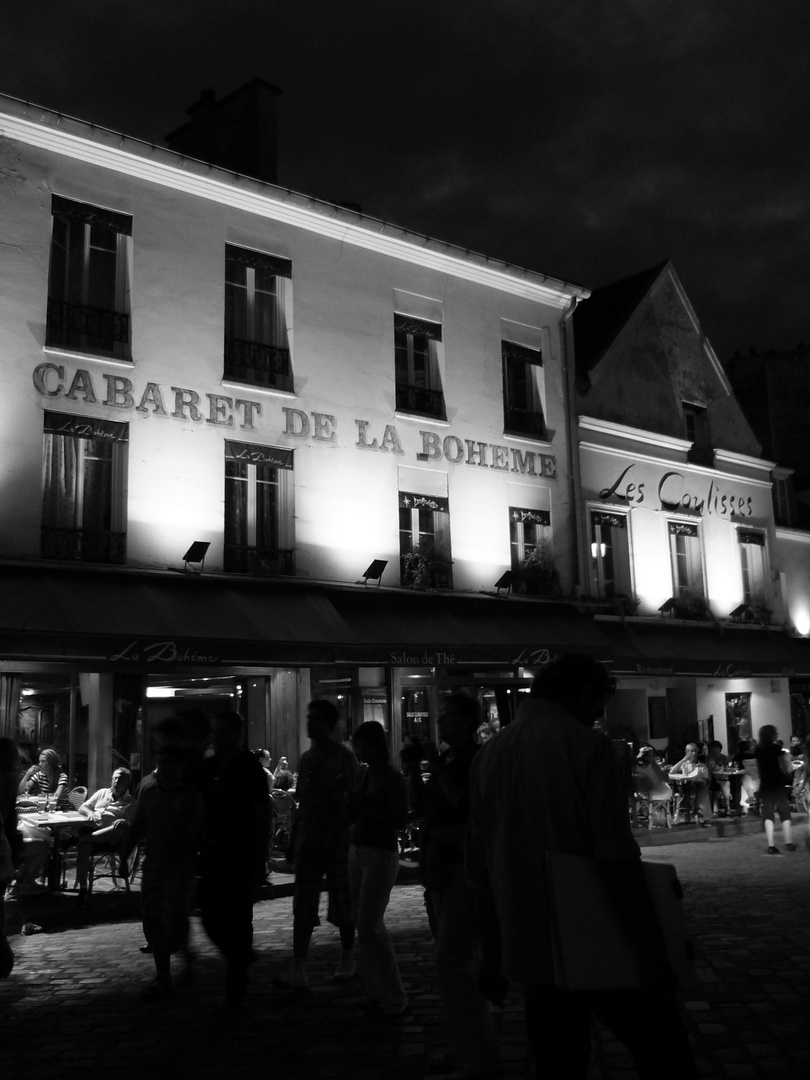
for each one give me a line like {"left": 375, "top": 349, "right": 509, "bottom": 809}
{"left": 2, "top": 830, "right": 809, "bottom": 1079}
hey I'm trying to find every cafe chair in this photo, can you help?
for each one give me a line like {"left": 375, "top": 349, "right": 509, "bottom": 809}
{"left": 67, "top": 787, "right": 88, "bottom": 810}
{"left": 85, "top": 836, "right": 133, "bottom": 896}
{"left": 634, "top": 781, "right": 674, "bottom": 830}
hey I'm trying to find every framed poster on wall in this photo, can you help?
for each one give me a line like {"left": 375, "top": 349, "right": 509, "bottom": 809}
{"left": 647, "top": 697, "right": 668, "bottom": 740}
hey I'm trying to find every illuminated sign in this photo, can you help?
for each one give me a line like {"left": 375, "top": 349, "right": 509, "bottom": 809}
{"left": 597, "top": 463, "right": 754, "bottom": 519}
{"left": 33, "top": 362, "right": 556, "bottom": 481}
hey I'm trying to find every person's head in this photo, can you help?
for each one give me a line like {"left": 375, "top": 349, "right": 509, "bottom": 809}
{"left": 637, "top": 746, "right": 655, "bottom": 766}
{"left": 708, "top": 740, "right": 723, "bottom": 753}
{"left": 254, "top": 748, "right": 272, "bottom": 770}
{"left": 211, "top": 711, "right": 243, "bottom": 757}
{"left": 151, "top": 717, "right": 187, "bottom": 753}
{"left": 307, "top": 699, "right": 339, "bottom": 743}
{"left": 38, "top": 747, "right": 61, "bottom": 775}
{"left": 272, "top": 769, "right": 294, "bottom": 791}
{"left": 155, "top": 744, "right": 185, "bottom": 786}
{"left": 353, "top": 721, "right": 390, "bottom": 765}
{"left": 529, "top": 654, "right": 615, "bottom": 726}
{"left": 683, "top": 742, "right": 698, "bottom": 759}
{"left": 737, "top": 739, "right": 751, "bottom": 755}
{"left": 110, "top": 767, "right": 131, "bottom": 798}
{"left": 757, "top": 724, "right": 778, "bottom": 747}
{"left": 437, "top": 692, "right": 481, "bottom": 749}
{"left": 0, "top": 737, "right": 20, "bottom": 774}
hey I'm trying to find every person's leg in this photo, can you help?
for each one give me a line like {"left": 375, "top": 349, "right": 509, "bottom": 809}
{"left": 761, "top": 793, "right": 778, "bottom": 849}
{"left": 324, "top": 839, "right": 356, "bottom": 979}
{"left": 588, "top": 988, "right": 700, "bottom": 1080}
{"left": 433, "top": 865, "right": 499, "bottom": 1075}
{"left": 524, "top": 983, "right": 591, "bottom": 1080}
{"left": 352, "top": 845, "right": 406, "bottom": 1011}
{"left": 17, "top": 838, "right": 50, "bottom": 891}
{"left": 274, "top": 851, "right": 321, "bottom": 988}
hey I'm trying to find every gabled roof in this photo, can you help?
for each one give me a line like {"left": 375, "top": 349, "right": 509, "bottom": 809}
{"left": 574, "top": 261, "right": 669, "bottom": 376}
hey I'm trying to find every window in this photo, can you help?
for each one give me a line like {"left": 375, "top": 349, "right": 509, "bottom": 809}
{"left": 682, "top": 402, "right": 713, "bottom": 466}
{"left": 399, "top": 492, "right": 452, "bottom": 588}
{"left": 509, "top": 507, "right": 550, "bottom": 570}
{"left": 772, "top": 472, "right": 796, "bottom": 527}
{"left": 590, "top": 510, "right": 633, "bottom": 599}
{"left": 394, "top": 315, "right": 445, "bottom": 419}
{"left": 668, "top": 521, "right": 705, "bottom": 598}
{"left": 502, "top": 341, "right": 546, "bottom": 439}
{"left": 224, "top": 440, "right": 294, "bottom": 574}
{"left": 46, "top": 196, "right": 131, "bottom": 358}
{"left": 41, "top": 411, "right": 128, "bottom": 563}
{"left": 225, "top": 246, "right": 292, "bottom": 390}
{"left": 738, "top": 529, "right": 767, "bottom": 604}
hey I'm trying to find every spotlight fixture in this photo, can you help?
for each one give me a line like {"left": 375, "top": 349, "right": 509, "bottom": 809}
{"left": 657, "top": 596, "right": 677, "bottom": 615}
{"left": 362, "top": 559, "right": 387, "bottom": 587}
{"left": 494, "top": 571, "right": 515, "bottom": 596}
{"left": 182, "top": 541, "right": 210, "bottom": 574}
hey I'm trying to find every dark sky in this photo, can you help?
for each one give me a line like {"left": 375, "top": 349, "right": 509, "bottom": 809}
{"left": 2, "top": 0, "right": 808, "bottom": 361}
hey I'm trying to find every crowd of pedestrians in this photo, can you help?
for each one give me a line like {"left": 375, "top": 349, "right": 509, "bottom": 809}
{"left": 3, "top": 654, "right": 809, "bottom": 1080}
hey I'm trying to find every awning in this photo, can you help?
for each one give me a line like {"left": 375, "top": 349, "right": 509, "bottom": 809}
{"left": 596, "top": 617, "right": 810, "bottom": 678}
{"left": 0, "top": 564, "right": 611, "bottom": 670}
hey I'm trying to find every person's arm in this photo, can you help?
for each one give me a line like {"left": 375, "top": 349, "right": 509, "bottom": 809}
{"left": 79, "top": 790, "right": 102, "bottom": 818}
{"left": 120, "top": 794, "right": 148, "bottom": 863}
{"left": 18, "top": 766, "right": 37, "bottom": 795}
{"left": 53, "top": 772, "right": 69, "bottom": 802}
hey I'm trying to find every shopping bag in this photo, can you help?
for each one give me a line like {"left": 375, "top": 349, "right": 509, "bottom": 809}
{"left": 546, "top": 852, "right": 697, "bottom": 991}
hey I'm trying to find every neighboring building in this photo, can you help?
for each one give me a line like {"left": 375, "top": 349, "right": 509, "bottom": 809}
{"left": 0, "top": 88, "right": 596, "bottom": 789}
{"left": 573, "top": 262, "right": 810, "bottom": 754}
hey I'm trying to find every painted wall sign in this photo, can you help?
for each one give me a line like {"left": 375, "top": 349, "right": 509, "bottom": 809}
{"left": 596, "top": 462, "right": 755, "bottom": 519}
{"left": 33, "top": 362, "right": 556, "bottom": 481}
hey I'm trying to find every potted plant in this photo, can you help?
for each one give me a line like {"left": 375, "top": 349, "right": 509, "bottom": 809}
{"left": 672, "top": 589, "right": 710, "bottom": 621}
{"left": 401, "top": 538, "right": 452, "bottom": 589}
{"left": 516, "top": 539, "right": 562, "bottom": 598}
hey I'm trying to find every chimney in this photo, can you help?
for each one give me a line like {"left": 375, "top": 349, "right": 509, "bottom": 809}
{"left": 165, "top": 79, "right": 282, "bottom": 185}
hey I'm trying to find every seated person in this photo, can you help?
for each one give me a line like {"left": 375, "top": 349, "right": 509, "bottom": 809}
{"left": 633, "top": 746, "right": 673, "bottom": 800}
{"left": 74, "top": 767, "right": 137, "bottom": 894}
{"left": 273, "top": 756, "right": 290, "bottom": 780}
{"left": 706, "top": 740, "right": 731, "bottom": 815}
{"left": 254, "top": 749, "right": 275, "bottom": 793}
{"left": 670, "top": 742, "right": 712, "bottom": 824}
{"left": 18, "top": 748, "right": 68, "bottom": 806}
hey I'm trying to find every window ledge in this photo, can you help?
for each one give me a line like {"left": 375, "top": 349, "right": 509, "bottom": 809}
{"left": 394, "top": 411, "right": 450, "bottom": 426}
{"left": 42, "top": 345, "right": 134, "bottom": 368}
{"left": 502, "top": 431, "right": 553, "bottom": 450}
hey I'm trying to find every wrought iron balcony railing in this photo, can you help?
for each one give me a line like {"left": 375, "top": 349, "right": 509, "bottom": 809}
{"left": 503, "top": 405, "right": 547, "bottom": 440}
{"left": 41, "top": 527, "right": 127, "bottom": 565}
{"left": 46, "top": 299, "right": 130, "bottom": 353}
{"left": 225, "top": 545, "right": 295, "bottom": 576}
{"left": 224, "top": 337, "right": 292, "bottom": 389}
{"left": 395, "top": 382, "right": 445, "bottom": 419}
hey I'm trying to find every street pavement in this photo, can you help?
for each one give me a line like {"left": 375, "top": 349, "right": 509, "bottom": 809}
{"left": 2, "top": 824, "right": 810, "bottom": 1080}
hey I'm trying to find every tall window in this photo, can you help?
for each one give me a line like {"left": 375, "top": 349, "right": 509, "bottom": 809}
{"left": 738, "top": 529, "right": 767, "bottom": 604}
{"left": 502, "top": 341, "right": 546, "bottom": 439}
{"left": 224, "top": 440, "right": 294, "bottom": 574}
{"left": 399, "top": 492, "right": 452, "bottom": 588}
{"left": 46, "top": 196, "right": 131, "bottom": 358}
{"left": 394, "top": 315, "right": 445, "bottom": 419}
{"left": 225, "top": 246, "right": 292, "bottom": 390}
{"left": 509, "top": 507, "right": 550, "bottom": 570}
{"left": 590, "top": 510, "right": 632, "bottom": 599}
{"left": 41, "top": 411, "right": 128, "bottom": 564}
{"left": 772, "top": 471, "right": 796, "bottom": 527}
{"left": 668, "top": 521, "right": 705, "bottom": 598}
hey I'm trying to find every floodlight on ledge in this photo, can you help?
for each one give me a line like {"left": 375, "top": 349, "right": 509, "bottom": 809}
{"left": 183, "top": 541, "right": 210, "bottom": 574}
{"left": 494, "top": 570, "right": 515, "bottom": 596}
{"left": 362, "top": 559, "right": 387, "bottom": 587}
{"left": 658, "top": 597, "right": 677, "bottom": 615}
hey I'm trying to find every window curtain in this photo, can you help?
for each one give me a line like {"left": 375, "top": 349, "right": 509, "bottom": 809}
{"left": 0, "top": 675, "right": 22, "bottom": 740}
{"left": 42, "top": 433, "right": 80, "bottom": 529}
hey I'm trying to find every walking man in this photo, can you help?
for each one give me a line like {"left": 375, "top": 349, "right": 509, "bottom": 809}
{"left": 198, "top": 710, "right": 270, "bottom": 1010}
{"left": 466, "top": 654, "right": 699, "bottom": 1080}
{"left": 274, "top": 699, "right": 360, "bottom": 990}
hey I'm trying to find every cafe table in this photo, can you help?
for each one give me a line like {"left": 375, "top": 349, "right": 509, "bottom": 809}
{"left": 711, "top": 768, "right": 746, "bottom": 815}
{"left": 17, "top": 809, "right": 87, "bottom": 890}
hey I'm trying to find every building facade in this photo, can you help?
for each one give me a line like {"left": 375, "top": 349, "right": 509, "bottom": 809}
{"left": 572, "top": 263, "right": 810, "bottom": 756}
{"left": 0, "top": 92, "right": 595, "bottom": 789}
